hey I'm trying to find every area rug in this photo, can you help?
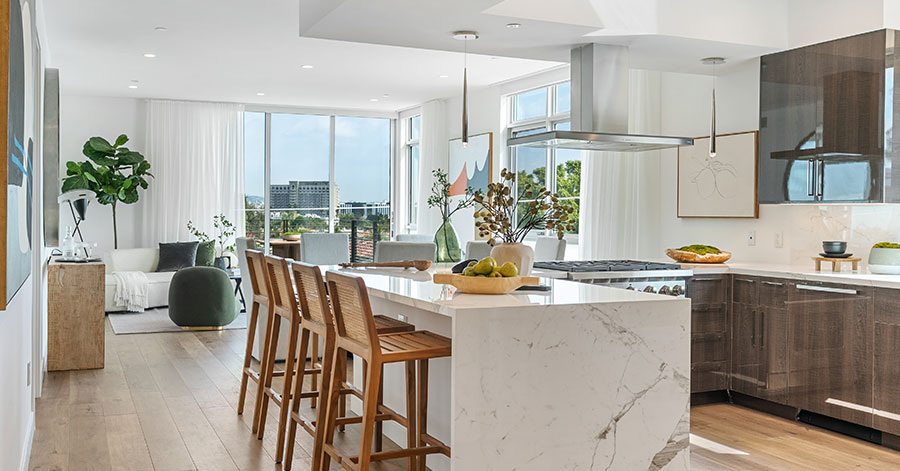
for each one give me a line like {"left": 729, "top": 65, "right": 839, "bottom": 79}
{"left": 107, "top": 308, "right": 247, "bottom": 335}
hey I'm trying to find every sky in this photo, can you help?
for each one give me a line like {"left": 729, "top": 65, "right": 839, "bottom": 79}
{"left": 244, "top": 112, "right": 391, "bottom": 203}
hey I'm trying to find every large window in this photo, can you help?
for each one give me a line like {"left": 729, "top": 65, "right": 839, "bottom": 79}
{"left": 243, "top": 111, "right": 392, "bottom": 260}
{"left": 507, "top": 82, "right": 580, "bottom": 234}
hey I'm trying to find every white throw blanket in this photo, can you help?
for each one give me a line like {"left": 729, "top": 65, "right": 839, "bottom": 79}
{"left": 112, "top": 271, "right": 150, "bottom": 312}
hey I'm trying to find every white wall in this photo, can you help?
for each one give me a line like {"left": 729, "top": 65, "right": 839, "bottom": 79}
{"left": 656, "top": 60, "right": 900, "bottom": 267}
{"left": 58, "top": 95, "right": 146, "bottom": 255}
{"left": 0, "top": 279, "right": 34, "bottom": 471}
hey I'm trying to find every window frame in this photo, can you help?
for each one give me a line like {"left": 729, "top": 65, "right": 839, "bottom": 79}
{"left": 404, "top": 115, "right": 421, "bottom": 230}
{"left": 506, "top": 81, "right": 579, "bottom": 242}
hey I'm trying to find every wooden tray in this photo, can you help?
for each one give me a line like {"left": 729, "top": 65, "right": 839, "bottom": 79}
{"left": 432, "top": 273, "right": 540, "bottom": 294}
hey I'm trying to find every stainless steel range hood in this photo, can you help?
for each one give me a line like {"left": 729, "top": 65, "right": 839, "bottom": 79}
{"left": 508, "top": 44, "right": 693, "bottom": 152}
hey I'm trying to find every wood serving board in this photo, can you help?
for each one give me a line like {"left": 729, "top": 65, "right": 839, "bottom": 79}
{"left": 432, "top": 273, "right": 540, "bottom": 294}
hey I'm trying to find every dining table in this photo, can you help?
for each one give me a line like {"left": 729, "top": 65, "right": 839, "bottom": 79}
{"left": 269, "top": 238, "right": 301, "bottom": 260}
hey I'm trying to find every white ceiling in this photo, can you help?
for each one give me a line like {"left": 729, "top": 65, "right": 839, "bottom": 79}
{"left": 43, "top": 0, "right": 562, "bottom": 112}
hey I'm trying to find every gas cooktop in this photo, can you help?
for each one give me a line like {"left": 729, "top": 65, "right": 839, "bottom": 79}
{"left": 532, "top": 260, "right": 682, "bottom": 273}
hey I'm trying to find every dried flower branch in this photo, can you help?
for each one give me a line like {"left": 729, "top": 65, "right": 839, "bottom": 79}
{"left": 473, "top": 168, "right": 576, "bottom": 245}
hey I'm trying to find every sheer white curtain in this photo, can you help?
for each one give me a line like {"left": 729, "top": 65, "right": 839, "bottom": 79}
{"left": 579, "top": 70, "right": 662, "bottom": 259}
{"left": 415, "top": 99, "right": 447, "bottom": 236}
{"left": 140, "top": 100, "right": 245, "bottom": 247}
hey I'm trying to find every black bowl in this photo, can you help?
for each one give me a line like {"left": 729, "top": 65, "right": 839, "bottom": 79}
{"left": 822, "top": 241, "right": 847, "bottom": 254}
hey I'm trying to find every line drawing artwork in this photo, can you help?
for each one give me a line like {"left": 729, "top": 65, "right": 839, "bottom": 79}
{"left": 689, "top": 153, "right": 736, "bottom": 200}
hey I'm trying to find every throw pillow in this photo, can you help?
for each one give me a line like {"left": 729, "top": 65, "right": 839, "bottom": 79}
{"left": 195, "top": 240, "right": 215, "bottom": 267}
{"left": 156, "top": 241, "right": 199, "bottom": 272}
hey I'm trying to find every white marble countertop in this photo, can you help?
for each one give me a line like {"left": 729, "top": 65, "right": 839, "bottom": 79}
{"left": 327, "top": 265, "right": 687, "bottom": 317}
{"left": 670, "top": 261, "right": 900, "bottom": 289}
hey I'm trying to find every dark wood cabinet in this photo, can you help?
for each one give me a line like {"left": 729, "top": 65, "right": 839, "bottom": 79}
{"left": 729, "top": 277, "right": 789, "bottom": 403}
{"left": 759, "top": 29, "right": 893, "bottom": 203}
{"left": 687, "top": 275, "right": 730, "bottom": 393}
{"left": 787, "top": 282, "right": 874, "bottom": 427}
{"left": 874, "top": 289, "right": 900, "bottom": 435}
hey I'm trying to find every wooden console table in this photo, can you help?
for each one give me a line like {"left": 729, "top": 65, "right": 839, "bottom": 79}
{"left": 48, "top": 260, "right": 105, "bottom": 371}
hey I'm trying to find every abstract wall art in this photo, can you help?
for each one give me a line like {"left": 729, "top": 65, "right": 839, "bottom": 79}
{"left": 448, "top": 132, "right": 492, "bottom": 197}
{"left": 677, "top": 131, "right": 758, "bottom": 219}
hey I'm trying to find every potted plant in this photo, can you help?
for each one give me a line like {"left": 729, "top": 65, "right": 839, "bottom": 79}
{"left": 61, "top": 135, "right": 153, "bottom": 249}
{"left": 187, "top": 214, "right": 236, "bottom": 270}
{"left": 427, "top": 168, "right": 477, "bottom": 262}
{"left": 869, "top": 242, "right": 900, "bottom": 274}
{"left": 473, "top": 168, "right": 576, "bottom": 275}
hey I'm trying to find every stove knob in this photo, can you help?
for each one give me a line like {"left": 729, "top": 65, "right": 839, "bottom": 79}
{"left": 658, "top": 285, "right": 671, "bottom": 295}
{"left": 671, "top": 285, "right": 684, "bottom": 296}
{"left": 643, "top": 286, "right": 656, "bottom": 294}
{"left": 625, "top": 285, "right": 635, "bottom": 291}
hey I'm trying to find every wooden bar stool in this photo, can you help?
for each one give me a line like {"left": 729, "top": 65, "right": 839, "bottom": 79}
{"left": 236, "top": 250, "right": 280, "bottom": 434}
{"left": 283, "top": 262, "right": 415, "bottom": 470}
{"left": 321, "top": 270, "right": 451, "bottom": 471}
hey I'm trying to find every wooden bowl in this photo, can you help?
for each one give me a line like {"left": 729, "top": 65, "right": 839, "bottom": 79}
{"left": 665, "top": 248, "right": 732, "bottom": 264}
{"left": 432, "top": 273, "right": 540, "bottom": 294}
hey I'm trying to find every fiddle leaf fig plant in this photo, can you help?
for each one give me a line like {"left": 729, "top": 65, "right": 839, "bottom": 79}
{"left": 61, "top": 134, "right": 153, "bottom": 249}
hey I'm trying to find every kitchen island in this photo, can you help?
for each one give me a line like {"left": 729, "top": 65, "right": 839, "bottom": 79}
{"left": 337, "top": 267, "right": 691, "bottom": 471}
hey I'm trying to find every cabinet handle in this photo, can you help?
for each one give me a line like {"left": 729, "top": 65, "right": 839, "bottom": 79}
{"left": 807, "top": 159, "right": 815, "bottom": 197}
{"left": 761, "top": 280, "right": 783, "bottom": 287}
{"left": 691, "top": 277, "right": 722, "bottom": 282}
{"left": 816, "top": 159, "right": 824, "bottom": 197}
{"left": 760, "top": 310, "right": 765, "bottom": 348}
{"left": 735, "top": 278, "right": 755, "bottom": 283}
{"left": 796, "top": 284, "right": 858, "bottom": 295}
{"left": 751, "top": 310, "right": 757, "bottom": 348}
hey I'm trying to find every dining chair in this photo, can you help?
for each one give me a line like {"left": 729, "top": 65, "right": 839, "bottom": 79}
{"left": 374, "top": 241, "right": 436, "bottom": 263}
{"left": 534, "top": 236, "right": 567, "bottom": 261}
{"left": 300, "top": 233, "right": 351, "bottom": 265}
{"left": 395, "top": 234, "right": 433, "bottom": 243}
{"left": 465, "top": 240, "right": 493, "bottom": 261}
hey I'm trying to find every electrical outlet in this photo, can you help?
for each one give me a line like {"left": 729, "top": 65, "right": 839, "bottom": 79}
{"left": 774, "top": 232, "right": 784, "bottom": 248}
{"left": 747, "top": 231, "right": 757, "bottom": 246}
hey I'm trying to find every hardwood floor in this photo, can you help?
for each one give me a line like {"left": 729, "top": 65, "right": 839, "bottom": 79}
{"left": 691, "top": 403, "right": 900, "bottom": 471}
{"left": 29, "top": 323, "right": 900, "bottom": 470}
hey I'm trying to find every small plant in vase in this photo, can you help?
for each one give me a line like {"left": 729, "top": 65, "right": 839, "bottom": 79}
{"left": 427, "top": 168, "right": 477, "bottom": 262}
{"left": 473, "top": 168, "right": 576, "bottom": 275}
{"left": 187, "top": 214, "right": 236, "bottom": 270}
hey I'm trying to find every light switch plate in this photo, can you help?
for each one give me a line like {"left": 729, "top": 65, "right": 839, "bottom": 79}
{"left": 774, "top": 232, "right": 783, "bottom": 248}
{"left": 748, "top": 231, "right": 757, "bottom": 246}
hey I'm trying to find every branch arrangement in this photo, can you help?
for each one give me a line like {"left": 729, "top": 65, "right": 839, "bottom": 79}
{"left": 474, "top": 168, "right": 576, "bottom": 245}
{"left": 426, "top": 168, "right": 477, "bottom": 222}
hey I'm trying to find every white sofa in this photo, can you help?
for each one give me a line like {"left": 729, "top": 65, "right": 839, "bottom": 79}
{"left": 104, "top": 248, "right": 175, "bottom": 312}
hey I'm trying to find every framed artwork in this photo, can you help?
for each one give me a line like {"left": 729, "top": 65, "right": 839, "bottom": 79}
{"left": 1, "top": 0, "right": 38, "bottom": 309}
{"left": 677, "top": 131, "right": 758, "bottom": 219}
{"left": 448, "top": 132, "right": 492, "bottom": 196}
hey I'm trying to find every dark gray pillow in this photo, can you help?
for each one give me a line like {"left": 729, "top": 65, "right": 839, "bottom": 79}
{"left": 156, "top": 241, "right": 199, "bottom": 272}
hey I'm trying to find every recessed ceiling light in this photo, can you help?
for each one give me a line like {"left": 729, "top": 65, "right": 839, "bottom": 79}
{"left": 439, "top": 74, "right": 449, "bottom": 78}
{"left": 369, "top": 98, "right": 379, "bottom": 102}
{"left": 154, "top": 26, "right": 167, "bottom": 32}
{"left": 382, "top": 94, "right": 390, "bottom": 98}
{"left": 256, "top": 92, "right": 265, "bottom": 96}
{"left": 301, "top": 64, "right": 314, "bottom": 69}
{"left": 143, "top": 53, "right": 156, "bottom": 58}
{"left": 128, "top": 85, "right": 138, "bottom": 89}
{"left": 506, "top": 23, "right": 521, "bottom": 29}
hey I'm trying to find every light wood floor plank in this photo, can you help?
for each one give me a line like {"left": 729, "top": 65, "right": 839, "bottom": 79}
{"left": 105, "top": 413, "right": 154, "bottom": 471}
{"left": 67, "top": 403, "right": 111, "bottom": 471}
{"left": 131, "top": 391, "right": 196, "bottom": 471}
{"left": 166, "top": 395, "right": 240, "bottom": 471}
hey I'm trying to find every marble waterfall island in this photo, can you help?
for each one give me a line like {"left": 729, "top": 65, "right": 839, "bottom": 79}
{"left": 341, "top": 268, "right": 691, "bottom": 471}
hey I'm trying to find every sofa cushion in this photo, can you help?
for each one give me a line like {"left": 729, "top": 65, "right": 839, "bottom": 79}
{"left": 104, "top": 248, "right": 160, "bottom": 273}
{"left": 195, "top": 240, "right": 215, "bottom": 267}
{"left": 156, "top": 242, "right": 199, "bottom": 272}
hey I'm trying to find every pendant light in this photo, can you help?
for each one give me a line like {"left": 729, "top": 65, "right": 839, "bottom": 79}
{"left": 453, "top": 31, "right": 478, "bottom": 147}
{"left": 702, "top": 57, "right": 725, "bottom": 157}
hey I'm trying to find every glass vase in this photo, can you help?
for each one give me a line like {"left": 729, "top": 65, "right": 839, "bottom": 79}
{"left": 434, "top": 220, "right": 462, "bottom": 263}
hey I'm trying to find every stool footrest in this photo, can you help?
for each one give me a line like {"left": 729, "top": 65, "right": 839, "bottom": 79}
{"left": 351, "top": 445, "right": 447, "bottom": 463}
{"left": 421, "top": 433, "right": 451, "bottom": 457}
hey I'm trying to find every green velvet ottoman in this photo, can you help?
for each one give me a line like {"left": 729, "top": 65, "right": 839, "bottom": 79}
{"left": 168, "top": 266, "right": 238, "bottom": 330}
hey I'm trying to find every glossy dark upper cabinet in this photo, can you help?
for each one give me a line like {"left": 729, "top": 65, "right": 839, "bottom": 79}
{"left": 759, "top": 29, "right": 900, "bottom": 203}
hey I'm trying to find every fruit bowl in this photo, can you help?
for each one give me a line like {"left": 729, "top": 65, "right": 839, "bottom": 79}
{"left": 432, "top": 273, "right": 540, "bottom": 294}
